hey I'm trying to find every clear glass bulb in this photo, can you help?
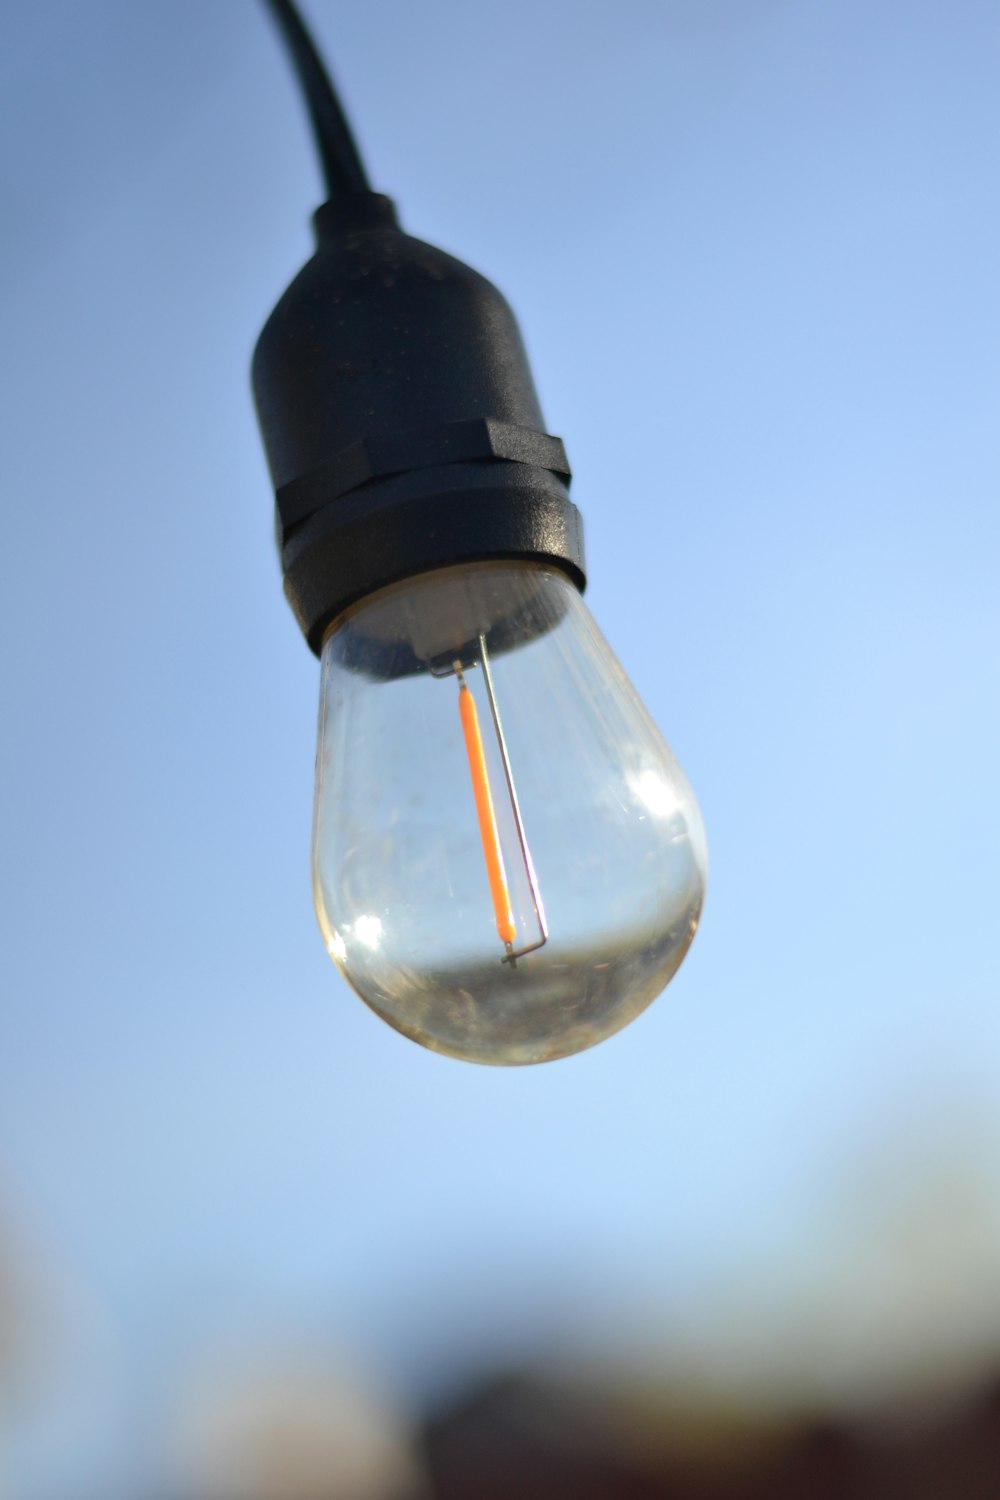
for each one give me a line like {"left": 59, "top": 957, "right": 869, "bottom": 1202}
{"left": 312, "top": 561, "right": 707, "bottom": 1064}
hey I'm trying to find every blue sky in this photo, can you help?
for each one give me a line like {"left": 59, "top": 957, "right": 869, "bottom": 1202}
{"left": 2, "top": 0, "right": 1000, "bottom": 1490}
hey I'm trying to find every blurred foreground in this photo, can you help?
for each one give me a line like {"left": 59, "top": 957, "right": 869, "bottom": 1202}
{"left": 4, "top": 1107, "right": 1000, "bottom": 1498}
{"left": 421, "top": 1370, "right": 1000, "bottom": 1500}
{"left": 138, "top": 1362, "right": 1000, "bottom": 1498}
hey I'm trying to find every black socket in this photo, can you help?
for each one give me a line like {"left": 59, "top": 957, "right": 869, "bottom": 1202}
{"left": 252, "top": 193, "right": 585, "bottom": 655}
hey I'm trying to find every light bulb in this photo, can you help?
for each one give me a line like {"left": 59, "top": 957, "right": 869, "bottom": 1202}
{"left": 312, "top": 559, "right": 707, "bottom": 1064}
{"left": 249, "top": 95, "right": 708, "bottom": 1060}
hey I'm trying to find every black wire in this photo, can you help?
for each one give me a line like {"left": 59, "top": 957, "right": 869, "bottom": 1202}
{"left": 262, "top": 0, "right": 371, "bottom": 198}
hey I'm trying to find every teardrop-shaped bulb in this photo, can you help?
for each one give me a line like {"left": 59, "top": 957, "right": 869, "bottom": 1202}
{"left": 312, "top": 561, "right": 707, "bottom": 1064}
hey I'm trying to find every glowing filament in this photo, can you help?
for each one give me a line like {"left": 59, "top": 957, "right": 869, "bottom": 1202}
{"left": 457, "top": 674, "right": 517, "bottom": 950}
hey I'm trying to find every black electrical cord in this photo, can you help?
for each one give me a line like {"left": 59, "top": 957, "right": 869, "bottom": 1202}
{"left": 261, "top": 0, "right": 371, "bottom": 198}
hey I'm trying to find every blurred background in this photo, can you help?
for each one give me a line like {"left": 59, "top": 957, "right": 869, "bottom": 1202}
{"left": 1, "top": 1, "right": 999, "bottom": 1494}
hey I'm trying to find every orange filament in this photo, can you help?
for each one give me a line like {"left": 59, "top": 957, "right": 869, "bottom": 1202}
{"left": 458, "top": 680, "right": 517, "bottom": 948}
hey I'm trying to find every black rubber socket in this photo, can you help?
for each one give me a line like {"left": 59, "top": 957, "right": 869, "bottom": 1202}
{"left": 252, "top": 193, "right": 585, "bottom": 655}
